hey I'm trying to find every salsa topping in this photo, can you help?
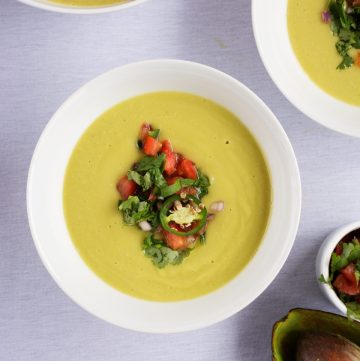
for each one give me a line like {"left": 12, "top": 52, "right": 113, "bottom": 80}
{"left": 320, "top": 229, "right": 360, "bottom": 319}
{"left": 116, "top": 123, "right": 224, "bottom": 268}
{"left": 322, "top": 0, "right": 360, "bottom": 69}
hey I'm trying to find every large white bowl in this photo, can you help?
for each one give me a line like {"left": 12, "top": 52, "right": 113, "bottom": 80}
{"left": 27, "top": 59, "right": 302, "bottom": 333}
{"left": 17, "top": 0, "right": 148, "bottom": 14}
{"left": 252, "top": 0, "right": 360, "bottom": 137}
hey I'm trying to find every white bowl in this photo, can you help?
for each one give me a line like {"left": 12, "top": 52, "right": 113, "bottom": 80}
{"left": 27, "top": 59, "right": 302, "bottom": 333}
{"left": 316, "top": 221, "right": 360, "bottom": 316}
{"left": 252, "top": 0, "right": 360, "bottom": 137}
{"left": 17, "top": 0, "right": 148, "bottom": 14}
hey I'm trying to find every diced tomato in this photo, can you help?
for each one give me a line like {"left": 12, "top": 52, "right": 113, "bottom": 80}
{"left": 139, "top": 123, "right": 152, "bottom": 142}
{"left": 143, "top": 136, "right": 162, "bottom": 156}
{"left": 333, "top": 273, "right": 360, "bottom": 296}
{"left": 356, "top": 53, "right": 360, "bottom": 68}
{"left": 162, "top": 140, "right": 178, "bottom": 176}
{"left": 116, "top": 176, "right": 137, "bottom": 200}
{"left": 162, "top": 139, "right": 172, "bottom": 153}
{"left": 333, "top": 263, "right": 360, "bottom": 296}
{"left": 341, "top": 263, "right": 357, "bottom": 283}
{"left": 163, "top": 229, "right": 189, "bottom": 250}
{"left": 177, "top": 158, "right": 198, "bottom": 180}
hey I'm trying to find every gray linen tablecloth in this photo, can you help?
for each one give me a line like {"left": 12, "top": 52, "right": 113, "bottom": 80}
{"left": 1, "top": 0, "right": 360, "bottom": 360}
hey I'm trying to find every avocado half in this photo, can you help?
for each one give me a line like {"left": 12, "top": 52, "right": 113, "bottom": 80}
{"left": 272, "top": 308, "right": 360, "bottom": 361}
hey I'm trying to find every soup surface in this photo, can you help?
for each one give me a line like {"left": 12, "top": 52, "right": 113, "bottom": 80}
{"left": 48, "top": 0, "right": 127, "bottom": 6}
{"left": 63, "top": 92, "right": 272, "bottom": 301}
{"left": 288, "top": 0, "right": 360, "bottom": 106}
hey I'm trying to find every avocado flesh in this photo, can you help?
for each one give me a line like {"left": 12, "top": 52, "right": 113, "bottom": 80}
{"left": 296, "top": 332, "right": 360, "bottom": 361}
{"left": 272, "top": 309, "right": 360, "bottom": 361}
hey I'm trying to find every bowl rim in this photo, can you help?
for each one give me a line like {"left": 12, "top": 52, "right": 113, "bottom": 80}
{"left": 316, "top": 220, "right": 360, "bottom": 316}
{"left": 251, "top": 0, "right": 360, "bottom": 138}
{"left": 17, "top": 0, "right": 148, "bottom": 14}
{"left": 27, "top": 59, "right": 302, "bottom": 332}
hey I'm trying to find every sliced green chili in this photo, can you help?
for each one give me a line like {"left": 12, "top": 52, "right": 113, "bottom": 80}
{"left": 159, "top": 195, "right": 207, "bottom": 236}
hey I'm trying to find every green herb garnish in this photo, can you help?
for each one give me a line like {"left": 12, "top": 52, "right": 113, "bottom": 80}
{"left": 118, "top": 196, "right": 156, "bottom": 226}
{"left": 128, "top": 171, "right": 152, "bottom": 191}
{"left": 319, "top": 273, "right": 332, "bottom": 285}
{"left": 345, "top": 301, "right": 360, "bottom": 320}
{"left": 142, "top": 234, "right": 190, "bottom": 268}
{"left": 326, "top": 0, "right": 360, "bottom": 69}
{"left": 160, "top": 178, "right": 195, "bottom": 198}
{"left": 116, "top": 124, "right": 219, "bottom": 269}
{"left": 193, "top": 172, "right": 211, "bottom": 198}
{"left": 321, "top": 236, "right": 360, "bottom": 320}
{"left": 135, "top": 153, "right": 165, "bottom": 172}
{"left": 148, "top": 128, "right": 160, "bottom": 139}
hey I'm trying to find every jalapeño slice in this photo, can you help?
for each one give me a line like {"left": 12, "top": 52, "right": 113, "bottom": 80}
{"left": 160, "top": 195, "right": 207, "bottom": 236}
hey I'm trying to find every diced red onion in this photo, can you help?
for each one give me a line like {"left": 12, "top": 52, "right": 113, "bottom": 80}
{"left": 138, "top": 221, "right": 152, "bottom": 232}
{"left": 210, "top": 201, "right": 225, "bottom": 212}
{"left": 187, "top": 236, "right": 196, "bottom": 246}
{"left": 321, "top": 10, "right": 330, "bottom": 23}
{"left": 207, "top": 213, "right": 216, "bottom": 221}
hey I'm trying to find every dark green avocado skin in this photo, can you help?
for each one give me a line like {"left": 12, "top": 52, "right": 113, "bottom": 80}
{"left": 272, "top": 308, "right": 360, "bottom": 361}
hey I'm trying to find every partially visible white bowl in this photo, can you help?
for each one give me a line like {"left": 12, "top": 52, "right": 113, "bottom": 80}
{"left": 27, "top": 59, "right": 301, "bottom": 333}
{"left": 17, "top": 0, "right": 148, "bottom": 14}
{"left": 252, "top": 0, "right": 360, "bottom": 137}
{"left": 316, "top": 221, "right": 360, "bottom": 316}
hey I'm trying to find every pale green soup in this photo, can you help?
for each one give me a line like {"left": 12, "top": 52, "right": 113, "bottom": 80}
{"left": 288, "top": 0, "right": 360, "bottom": 106}
{"left": 63, "top": 92, "right": 272, "bottom": 301}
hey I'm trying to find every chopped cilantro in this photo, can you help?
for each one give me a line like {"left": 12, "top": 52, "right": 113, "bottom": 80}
{"left": 128, "top": 170, "right": 152, "bottom": 191}
{"left": 160, "top": 178, "right": 195, "bottom": 198}
{"left": 326, "top": 0, "right": 360, "bottom": 70}
{"left": 199, "top": 233, "right": 206, "bottom": 245}
{"left": 148, "top": 129, "right": 160, "bottom": 139}
{"left": 194, "top": 172, "right": 211, "bottom": 198}
{"left": 346, "top": 302, "right": 360, "bottom": 320}
{"left": 142, "top": 234, "right": 190, "bottom": 268}
{"left": 136, "top": 153, "right": 165, "bottom": 172}
{"left": 148, "top": 167, "right": 167, "bottom": 189}
{"left": 319, "top": 273, "right": 331, "bottom": 285}
{"left": 118, "top": 196, "right": 156, "bottom": 226}
{"left": 337, "top": 53, "right": 354, "bottom": 69}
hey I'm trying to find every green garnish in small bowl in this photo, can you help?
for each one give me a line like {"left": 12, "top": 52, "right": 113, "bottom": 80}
{"left": 318, "top": 224, "right": 360, "bottom": 320}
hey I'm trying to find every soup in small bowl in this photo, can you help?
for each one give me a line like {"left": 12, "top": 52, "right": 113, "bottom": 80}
{"left": 252, "top": 0, "right": 360, "bottom": 137}
{"left": 27, "top": 60, "right": 301, "bottom": 332}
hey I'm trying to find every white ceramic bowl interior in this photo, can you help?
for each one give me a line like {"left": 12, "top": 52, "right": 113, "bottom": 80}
{"left": 316, "top": 221, "right": 360, "bottom": 316}
{"left": 252, "top": 0, "right": 360, "bottom": 137}
{"left": 17, "top": 0, "right": 148, "bottom": 14}
{"left": 27, "top": 60, "right": 302, "bottom": 333}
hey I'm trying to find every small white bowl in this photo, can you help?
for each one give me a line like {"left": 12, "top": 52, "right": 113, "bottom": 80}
{"left": 27, "top": 59, "right": 301, "bottom": 333}
{"left": 252, "top": 0, "right": 360, "bottom": 137}
{"left": 17, "top": 0, "right": 148, "bottom": 14}
{"left": 316, "top": 221, "right": 360, "bottom": 316}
